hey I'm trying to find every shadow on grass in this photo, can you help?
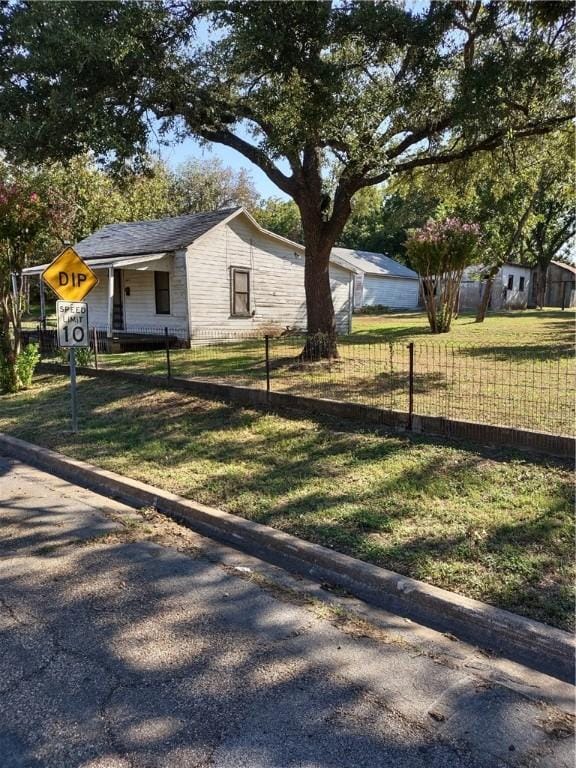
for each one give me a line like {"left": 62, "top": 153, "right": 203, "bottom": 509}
{"left": 1, "top": 372, "right": 573, "bottom": 631}
{"left": 269, "top": 368, "right": 447, "bottom": 408}
{"left": 459, "top": 338, "right": 574, "bottom": 362}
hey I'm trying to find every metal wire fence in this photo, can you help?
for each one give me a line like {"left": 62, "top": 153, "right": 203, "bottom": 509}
{"left": 28, "top": 326, "right": 575, "bottom": 437}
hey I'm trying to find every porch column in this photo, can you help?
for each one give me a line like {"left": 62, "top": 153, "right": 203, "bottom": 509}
{"left": 39, "top": 278, "right": 46, "bottom": 330}
{"left": 107, "top": 267, "right": 114, "bottom": 338}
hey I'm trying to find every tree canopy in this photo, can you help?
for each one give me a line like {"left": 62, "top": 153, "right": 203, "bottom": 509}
{"left": 0, "top": 162, "right": 69, "bottom": 391}
{"left": 0, "top": 0, "right": 572, "bottom": 354}
{"left": 173, "top": 157, "right": 260, "bottom": 213}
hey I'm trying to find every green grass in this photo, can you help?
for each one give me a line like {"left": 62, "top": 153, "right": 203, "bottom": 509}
{"left": 77, "top": 310, "right": 575, "bottom": 435}
{"left": 1, "top": 372, "right": 573, "bottom": 631}
{"left": 352, "top": 309, "right": 574, "bottom": 352}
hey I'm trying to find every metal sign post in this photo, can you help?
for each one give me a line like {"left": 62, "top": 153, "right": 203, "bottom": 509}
{"left": 42, "top": 247, "right": 98, "bottom": 435}
{"left": 69, "top": 348, "right": 78, "bottom": 433}
{"left": 56, "top": 300, "right": 90, "bottom": 433}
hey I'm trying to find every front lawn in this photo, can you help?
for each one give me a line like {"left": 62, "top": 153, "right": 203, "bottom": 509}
{"left": 72, "top": 310, "right": 575, "bottom": 435}
{"left": 352, "top": 309, "right": 574, "bottom": 354}
{"left": 1, "top": 373, "right": 573, "bottom": 630}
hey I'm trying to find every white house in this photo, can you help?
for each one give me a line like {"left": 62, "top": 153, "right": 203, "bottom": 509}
{"left": 24, "top": 207, "right": 354, "bottom": 341}
{"left": 330, "top": 248, "right": 420, "bottom": 310}
{"left": 458, "top": 262, "right": 532, "bottom": 312}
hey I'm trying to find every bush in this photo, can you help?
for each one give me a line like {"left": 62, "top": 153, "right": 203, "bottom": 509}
{"left": 0, "top": 342, "right": 40, "bottom": 393}
{"left": 353, "top": 305, "right": 392, "bottom": 315}
{"left": 57, "top": 347, "right": 93, "bottom": 367}
{"left": 75, "top": 347, "right": 93, "bottom": 367}
{"left": 17, "top": 343, "right": 40, "bottom": 388}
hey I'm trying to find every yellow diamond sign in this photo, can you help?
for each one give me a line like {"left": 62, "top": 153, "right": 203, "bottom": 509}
{"left": 42, "top": 247, "right": 98, "bottom": 301}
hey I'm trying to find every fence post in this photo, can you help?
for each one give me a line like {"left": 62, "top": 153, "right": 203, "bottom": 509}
{"left": 165, "top": 327, "right": 172, "bottom": 379}
{"left": 92, "top": 327, "right": 99, "bottom": 370}
{"left": 264, "top": 335, "right": 271, "bottom": 395}
{"left": 408, "top": 342, "right": 414, "bottom": 430}
{"left": 36, "top": 324, "right": 43, "bottom": 362}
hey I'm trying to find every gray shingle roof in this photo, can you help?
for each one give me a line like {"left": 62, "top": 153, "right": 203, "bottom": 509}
{"left": 331, "top": 247, "right": 419, "bottom": 279}
{"left": 74, "top": 207, "right": 241, "bottom": 259}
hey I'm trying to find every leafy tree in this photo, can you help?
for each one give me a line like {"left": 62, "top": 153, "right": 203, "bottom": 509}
{"left": 399, "top": 126, "right": 574, "bottom": 319}
{"left": 36, "top": 156, "right": 129, "bottom": 244}
{"left": 347, "top": 187, "right": 439, "bottom": 265}
{"left": 406, "top": 218, "right": 480, "bottom": 333}
{"left": 0, "top": 1, "right": 572, "bottom": 357}
{"left": 256, "top": 198, "right": 303, "bottom": 243}
{"left": 258, "top": 187, "right": 389, "bottom": 251}
{"left": 117, "top": 162, "right": 179, "bottom": 223}
{"left": 31, "top": 155, "right": 257, "bottom": 245}
{"left": 523, "top": 145, "right": 575, "bottom": 308}
{"left": 0, "top": 164, "right": 66, "bottom": 391}
{"left": 173, "top": 157, "right": 260, "bottom": 214}
{"left": 401, "top": 150, "right": 538, "bottom": 321}
{"left": 337, "top": 187, "right": 384, "bottom": 251}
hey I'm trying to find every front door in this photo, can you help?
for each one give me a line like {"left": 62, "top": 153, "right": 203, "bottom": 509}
{"left": 113, "top": 270, "right": 124, "bottom": 330}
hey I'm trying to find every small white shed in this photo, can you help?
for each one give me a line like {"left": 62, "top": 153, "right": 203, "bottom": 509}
{"left": 459, "top": 262, "right": 532, "bottom": 311}
{"left": 24, "top": 208, "right": 354, "bottom": 340}
{"left": 330, "top": 248, "right": 420, "bottom": 310}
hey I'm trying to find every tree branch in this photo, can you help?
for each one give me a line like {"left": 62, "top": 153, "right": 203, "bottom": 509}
{"left": 361, "top": 114, "right": 574, "bottom": 185}
{"left": 385, "top": 115, "right": 453, "bottom": 161}
{"left": 198, "top": 127, "right": 296, "bottom": 196}
{"left": 322, "top": 173, "right": 364, "bottom": 246}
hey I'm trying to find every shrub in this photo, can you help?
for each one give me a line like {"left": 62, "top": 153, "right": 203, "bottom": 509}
{"left": 0, "top": 342, "right": 40, "bottom": 393}
{"left": 17, "top": 343, "right": 40, "bottom": 388}
{"left": 57, "top": 347, "right": 93, "bottom": 367}
{"left": 406, "top": 218, "right": 481, "bottom": 333}
{"left": 353, "top": 304, "right": 393, "bottom": 315}
{"left": 75, "top": 347, "right": 93, "bottom": 367}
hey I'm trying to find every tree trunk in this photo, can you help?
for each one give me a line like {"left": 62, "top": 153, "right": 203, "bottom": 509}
{"left": 420, "top": 279, "right": 438, "bottom": 333}
{"left": 475, "top": 276, "right": 494, "bottom": 323}
{"left": 434, "top": 270, "right": 462, "bottom": 333}
{"left": 0, "top": 286, "right": 24, "bottom": 393}
{"left": 0, "top": 300, "right": 19, "bottom": 393}
{"left": 298, "top": 186, "right": 345, "bottom": 360}
{"left": 301, "top": 238, "right": 338, "bottom": 360}
{"left": 294, "top": 152, "right": 356, "bottom": 359}
{"left": 535, "top": 262, "right": 547, "bottom": 309}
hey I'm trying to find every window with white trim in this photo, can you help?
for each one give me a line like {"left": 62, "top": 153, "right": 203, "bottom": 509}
{"left": 231, "top": 268, "right": 251, "bottom": 316}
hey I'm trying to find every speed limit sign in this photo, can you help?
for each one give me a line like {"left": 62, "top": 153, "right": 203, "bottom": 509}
{"left": 56, "top": 300, "right": 89, "bottom": 348}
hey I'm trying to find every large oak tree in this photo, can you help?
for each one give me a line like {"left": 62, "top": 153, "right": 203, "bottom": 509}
{"left": 0, "top": 0, "right": 572, "bottom": 356}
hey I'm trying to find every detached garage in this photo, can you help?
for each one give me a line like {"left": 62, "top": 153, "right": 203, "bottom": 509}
{"left": 331, "top": 247, "right": 420, "bottom": 311}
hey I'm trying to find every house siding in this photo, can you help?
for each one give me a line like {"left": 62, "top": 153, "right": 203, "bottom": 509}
{"left": 361, "top": 276, "right": 419, "bottom": 309}
{"left": 459, "top": 264, "right": 532, "bottom": 312}
{"left": 458, "top": 278, "right": 485, "bottom": 311}
{"left": 186, "top": 216, "right": 352, "bottom": 335}
{"left": 84, "top": 252, "right": 189, "bottom": 338}
{"left": 492, "top": 265, "right": 531, "bottom": 310}
{"left": 541, "top": 263, "right": 576, "bottom": 308}
{"left": 353, "top": 274, "right": 364, "bottom": 309}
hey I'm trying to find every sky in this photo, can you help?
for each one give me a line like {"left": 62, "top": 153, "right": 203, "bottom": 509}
{"left": 154, "top": 133, "right": 289, "bottom": 202}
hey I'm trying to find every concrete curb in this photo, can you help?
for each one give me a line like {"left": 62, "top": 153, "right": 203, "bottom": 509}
{"left": 1, "top": 431, "right": 573, "bottom": 683}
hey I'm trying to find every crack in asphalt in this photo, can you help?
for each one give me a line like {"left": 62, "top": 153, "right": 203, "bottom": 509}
{"left": 0, "top": 593, "right": 39, "bottom": 628}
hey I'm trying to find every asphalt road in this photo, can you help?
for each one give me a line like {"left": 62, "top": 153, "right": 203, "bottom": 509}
{"left": 0, "top": 456, "right": 573, "bottom": 768}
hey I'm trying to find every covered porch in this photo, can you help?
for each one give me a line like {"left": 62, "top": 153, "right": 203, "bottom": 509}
{"left": 23, "top": 251, "right": 189, "bottom": 346}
